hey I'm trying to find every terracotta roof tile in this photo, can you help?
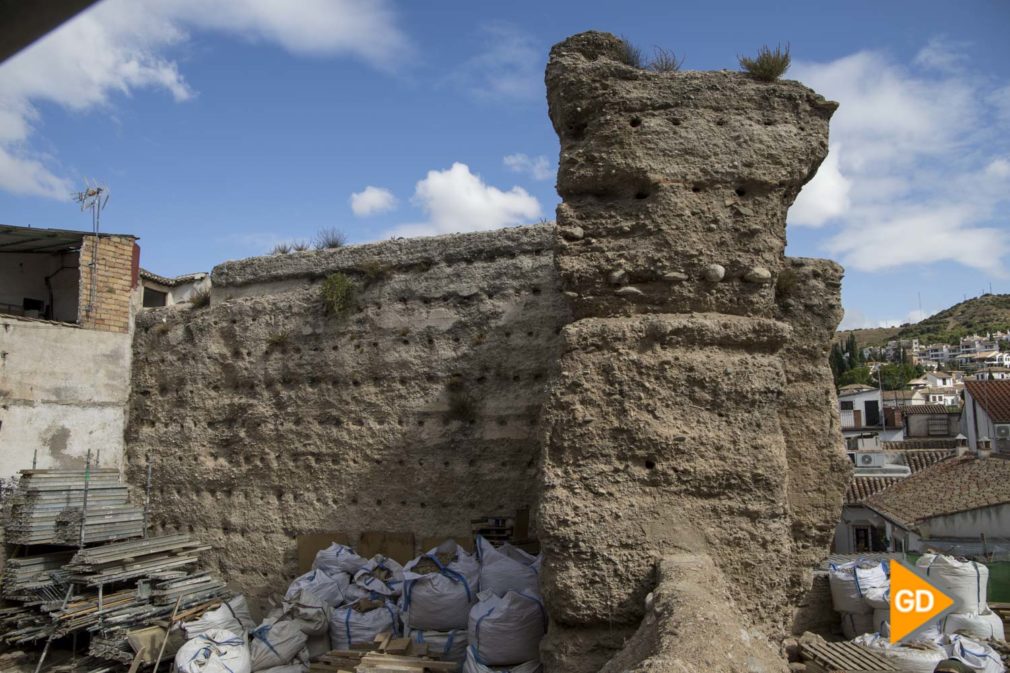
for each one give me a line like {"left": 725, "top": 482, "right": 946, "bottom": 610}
{"left": 865, "top": 454, "right": 1010, "bottom": 527}
{"left": 964, "top": 380, "right": 1010, "bottom": 423}
{"left": 846, "top": 477, "right": 902, "bottom": 504}
{"left": 901, "top": 405, "right": 957, "bottom": 415}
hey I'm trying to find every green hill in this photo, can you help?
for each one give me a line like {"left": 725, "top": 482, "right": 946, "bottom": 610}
{"left": 837, "top": 294, "right": 1010, "bottom": 348}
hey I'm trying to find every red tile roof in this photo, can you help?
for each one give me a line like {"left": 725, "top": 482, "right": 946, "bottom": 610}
{"left": 844, "top": 450, "right": 952, "bottom": 505}
{"left": 901, "top": 404, "right": 958, "bottom": 415}
{"left": 866, "top": 454, "right": 1010, "bottom": 527}
{"left": 964, "top": 380, "right": 1010, "bottom": 423}
{"left": 846, "top": 477, "right": 902, "bottom": 504}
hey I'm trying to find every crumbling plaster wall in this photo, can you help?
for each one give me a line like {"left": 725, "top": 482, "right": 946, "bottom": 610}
{"left": 125, "top": 225, "right": 569, "bottom": 597}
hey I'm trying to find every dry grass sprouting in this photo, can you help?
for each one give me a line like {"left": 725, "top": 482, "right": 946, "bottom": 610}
{"left": 618, "top": 37, "right": 644, "bottom": 68}
{"left": 739, "top": 44, "right": 791, "bottom": 82}
{"left": 315, "top": 227, "right": 347, "bottom": 250}
{"left": 189, "top": 287, "right": 211, "bottom": 309}
{"left": 649, "top": 47, "right": 684, "bottom": 73}
{"left": 320, "top": 272, "right": 354, "bottom": 315}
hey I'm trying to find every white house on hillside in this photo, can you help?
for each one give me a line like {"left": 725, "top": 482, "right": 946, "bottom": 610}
{"left": 962, "top": 379, "right": 1010, "bottom": 453}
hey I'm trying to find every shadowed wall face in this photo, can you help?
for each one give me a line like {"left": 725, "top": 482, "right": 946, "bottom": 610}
{"left": 125, "top": 226, "right": 570, "bottom": 596}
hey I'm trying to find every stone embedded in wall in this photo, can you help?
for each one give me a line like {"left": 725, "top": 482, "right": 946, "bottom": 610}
{"left": 537, "top": 31, "right": 847, "bottom": 673}
{"left": 125, "top": 225, "right": 570, "bottom": 598}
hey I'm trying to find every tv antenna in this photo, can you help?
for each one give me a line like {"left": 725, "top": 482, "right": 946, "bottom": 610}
{"left": 72, "top": 180, "right": 110, "bottom": 321}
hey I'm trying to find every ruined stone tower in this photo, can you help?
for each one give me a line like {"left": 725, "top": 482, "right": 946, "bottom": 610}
{"left": 536, "top": 32, "right": 851, "bottom": 673}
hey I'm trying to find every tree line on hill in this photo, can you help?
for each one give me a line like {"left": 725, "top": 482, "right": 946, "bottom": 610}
{"left": 829, "top": 334, "right": 924, "bottom": 390}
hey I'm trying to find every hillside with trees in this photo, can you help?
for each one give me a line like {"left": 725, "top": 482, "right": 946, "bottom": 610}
{"left": 837, "top": 293, "right": 1010, "bottom": 348}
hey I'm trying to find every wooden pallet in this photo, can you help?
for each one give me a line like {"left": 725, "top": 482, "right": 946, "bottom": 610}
{"left": 311, "top": 632, "right": 457, "bottom": 673}
{"left": 801, "top": 640, "right": 899, "bottom": 673}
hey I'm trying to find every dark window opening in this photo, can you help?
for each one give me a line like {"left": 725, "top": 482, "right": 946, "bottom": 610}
{"left": 143, "top": 287, "right": 168, "bottom": 308}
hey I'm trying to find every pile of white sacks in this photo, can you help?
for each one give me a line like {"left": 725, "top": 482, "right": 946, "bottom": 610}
{"left": 173, "top": 537, "right": 545, "bottom": 673}
{"left": 828, "top": 554, "right": 1006, "bottom": 673}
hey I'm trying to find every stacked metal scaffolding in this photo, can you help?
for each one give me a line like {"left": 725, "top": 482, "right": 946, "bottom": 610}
{"left": 0, "top": 465, "right": 231, "bottom": 672}
{"left": 3, "top": 469, "right": 144, "bottom": 545}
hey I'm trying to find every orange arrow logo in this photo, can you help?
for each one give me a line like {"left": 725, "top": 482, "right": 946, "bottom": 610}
{"left": 889, "top": 561, "right": 955, "bottom": 643}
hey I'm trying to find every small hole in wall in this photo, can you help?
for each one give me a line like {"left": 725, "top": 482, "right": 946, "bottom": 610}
{"left": 691, "top": 185, "right": 702, "bottom": 193}
{"left": 376, "top": 499, "right": 382, "bottom": 506}
{"left": 645, "top": 459, "right": 656, "bottom": 470}
{"left": 634, "top": 190, "right": 649, "bottom": 200}
{"left": 671, "top": 118, "right": 682, "bottom": 126}
{"left": 735, "top": 188, "right": 747, "bottom": 197}
{"left": 629, "top": 117, "right": 642, "bottom": 127}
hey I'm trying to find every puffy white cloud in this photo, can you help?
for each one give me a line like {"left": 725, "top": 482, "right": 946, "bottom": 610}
{"left": 447, "top": 23, "right": 543, "bottom": 101}
{"left": 387, "top": 162, "right": 541, "bottom": 238}
{"left": 503, "top": 153, "right": 553, "bottom": 181}
{"left": 789, "top": 46, "right": 1010, "bottom": 274}
{"left": 789, "top": 144, "right": 851, "bottom": 227}
{"left": 350, "top": 186, "right": 398, "bottom": 216}
{"left": 0, "top": 0, "right": 410, "bottom": 198}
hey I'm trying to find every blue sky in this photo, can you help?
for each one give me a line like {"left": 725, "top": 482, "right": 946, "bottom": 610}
{"left": 0, "top": 0, "right": 1008, "bottom": 329}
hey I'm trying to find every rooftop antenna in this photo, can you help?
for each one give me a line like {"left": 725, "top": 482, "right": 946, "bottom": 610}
{"left": 72, "top": 180, "right": 110, "bottom": 322}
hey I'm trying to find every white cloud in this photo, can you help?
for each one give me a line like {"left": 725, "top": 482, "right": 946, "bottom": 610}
{"left": 913, "top": 37, "right": 969, "bottom": 73}
{"left": 789, "top": 47, "right": 1010, "bottom": 274}
{"left": 0, "top": 0, "right": 410, "bottom": 198}
{"left": 503, "top": 153, "right": 553, "bottom": 181}
{"left": 386, "top": 162, "right": 541, "bottom": 238}
{"left": 447, "top": 23, "right": 543, "bottom": 101}
{"left": 839, "top": 307, "right": 931, "bottom": 330}
{"left": 790, "top": 144, "right": 851, "bottom": 227}
{"left": 350, "top": 186, "right": 398, "bottom": 216}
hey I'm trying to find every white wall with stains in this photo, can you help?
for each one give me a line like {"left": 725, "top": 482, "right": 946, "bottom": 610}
{"left": 0, "top": 315, "right": 132, "bottom": 479}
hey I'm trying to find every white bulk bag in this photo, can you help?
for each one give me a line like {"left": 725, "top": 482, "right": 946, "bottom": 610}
{"left": 353, "top": 555, "right": 406, "bottom": 598}
{"left": 285, "top": 569, "right": 348, "bottom": 607}
{"left": 917, "top": 555, "right": 990, "bottom": 613}
{"left": 841, "top": 611, "right": 875, "bottom": 639}
{"left": 250, "top": 620, "right": 308, "bottom": 672}
{"left": 476, "top": 537, "right": 541, "bottom": 597}
{"left": 183, "top": 595, "right": 257, "bottom": 639}
{"left": 872, "top": 608, "right": 889, "bottom": 637}
{"left": 410, "top": 629, "right": 469, "bottom": 665}
{"left": 462, "top": 647, "right": 542, "bottom": 673}
{"left": 402, "top": 542, "right": 480, "bottom": 631}
{"left": 863, "top": 585, "right": 890, "bottom": 610}
{"left": 829, "top": 560, "right": 888, "bottom": 614}
{"left": 257, "top": 666, "right": 307, "bottom": 673}
{"left": 283, "top": 589, "right": 331, "bottom": 636}
{"left": 468, "top": 590, "right": 546, "bottom": 666}
{"left": 256, "top": 648, "right": 309, "bottom": 673}
{"left": 313, "top": 543, "right": 366, "bottom": 577}
{"left": 948, "top": 635, "right": 1006, "bottom": 673}
{"left": 329, "top": 599, "right": 399, "bottom": 650}
{"left": 943, "top": 611, "right": 1006, "bottom": 641}
{"left": 852, "top": 633, "right": 947, "bottom": 673}
{"left": 175, "top": 629, "right": 251, "bottom": 673}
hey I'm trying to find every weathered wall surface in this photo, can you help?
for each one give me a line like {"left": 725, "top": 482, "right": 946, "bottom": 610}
{"left": 537, "top": 32, "right": 849, "bottom": 673}
{"left": 125, "top": 226, "right": 569, "bottom": 597}
{"left": 0, "top": 316, "right": 132, "bottom": 480}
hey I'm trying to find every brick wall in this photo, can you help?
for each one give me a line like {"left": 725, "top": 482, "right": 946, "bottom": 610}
{"left": 78, "top": 235, "right": 138, "bottom": 333}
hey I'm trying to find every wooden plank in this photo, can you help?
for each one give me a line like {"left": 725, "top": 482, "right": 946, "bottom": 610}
{"left": 297, "top": 532, "right": 351, "bottom": 574}
{"left": 385, "top": 638, "right": 411, "bottom": 655}
{"left": 358, "top": 532, "right": 416, "bottom": 565}
{"left": 360, "top": 653, "right": 460, "bottom": 671}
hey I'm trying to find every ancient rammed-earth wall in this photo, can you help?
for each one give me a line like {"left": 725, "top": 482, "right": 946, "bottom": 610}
{"left": 126, "top": 31, "right": 851, "bottom": 673}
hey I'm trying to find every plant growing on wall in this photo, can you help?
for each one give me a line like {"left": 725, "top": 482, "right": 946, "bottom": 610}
{"left": 315, "top": 227, "right": 347, "bottom": 250}
{"left": 739, "top": 44, "right": 791, "bottom": 82}
{"left": 320, "top": 273, "right": 355, "bottom": 315}
{"left": 189, "top": 288, "right": 211, "bottom": 309}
